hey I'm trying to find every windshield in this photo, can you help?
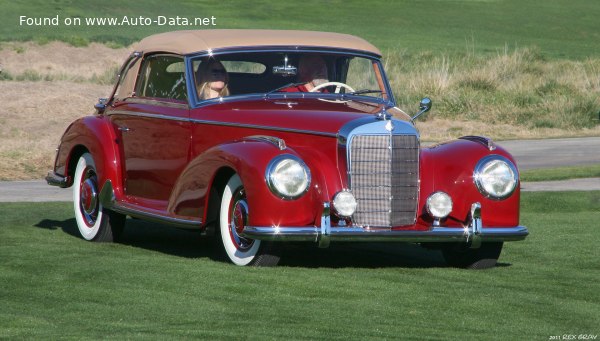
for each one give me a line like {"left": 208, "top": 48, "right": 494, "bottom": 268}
{"left": 191, "top": 51, "right": 390, "bottom": 103}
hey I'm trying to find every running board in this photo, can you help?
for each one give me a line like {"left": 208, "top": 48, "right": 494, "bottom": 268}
{"left": 99, "top": 180, "right": 202, "bottom": 229}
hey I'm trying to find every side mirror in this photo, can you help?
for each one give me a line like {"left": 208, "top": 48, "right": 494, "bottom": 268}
{"left": 411, "top": 97, "right": 432, "bottom": 122}
{"left": 95, "top": 98, "right": 108, "bottom": 113}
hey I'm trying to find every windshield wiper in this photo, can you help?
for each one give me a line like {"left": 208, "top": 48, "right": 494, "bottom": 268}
{"left": 348, "top": 89, "right": 383, "bottom": 96}
{"left": 266, "top": 82, "right": 306, "bottom": 95}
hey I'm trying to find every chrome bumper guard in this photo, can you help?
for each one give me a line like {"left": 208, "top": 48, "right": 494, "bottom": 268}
{"left": 241, "top": 202, "right": 528, "bottom": 249}
{"left": 45, "top": 171, "right": 70, "bottom": 188}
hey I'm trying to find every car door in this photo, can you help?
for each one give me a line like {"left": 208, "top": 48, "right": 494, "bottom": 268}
{"left": 108, "top": 54, "right": 191, "bottom": 204}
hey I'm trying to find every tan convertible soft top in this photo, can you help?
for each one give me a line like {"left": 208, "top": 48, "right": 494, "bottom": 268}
{"left": 133, "top": 29, "right": 381, "bottom": 57}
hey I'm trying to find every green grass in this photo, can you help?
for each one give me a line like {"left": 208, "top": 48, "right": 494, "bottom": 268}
{"left": 1, "top": 192, "right": 599, "bottom": 339}
{"left": 1, "top": 0, "right": 599, "bottom": 59}
{"left": 521, "top": 164, "right": 600, "bottom": 182}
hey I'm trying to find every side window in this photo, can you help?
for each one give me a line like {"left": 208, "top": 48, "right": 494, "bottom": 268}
{"left": 137, "top": 55, "right": 187, "bottom": 101}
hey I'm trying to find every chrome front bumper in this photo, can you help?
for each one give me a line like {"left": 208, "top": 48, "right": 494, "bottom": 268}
{"left": 241, "top": 202, "right": 528, "bottom": 249}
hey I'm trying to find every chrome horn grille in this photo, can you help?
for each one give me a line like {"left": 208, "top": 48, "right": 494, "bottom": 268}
{"left": 349, "top": 134, "right": 419, "bottom": 227}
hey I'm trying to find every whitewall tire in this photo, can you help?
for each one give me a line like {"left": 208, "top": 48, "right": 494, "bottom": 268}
{"left": 73, "top": 153, "right": 124, "bottom": 242}
{"left": 219, "top": 174, "right": 280, "bottom": 266}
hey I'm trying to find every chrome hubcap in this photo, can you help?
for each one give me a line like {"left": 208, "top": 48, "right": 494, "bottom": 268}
{"left": 229, "top": 188, "right": 253, "bottom": 250}
{"left": 80, "top": 168, "right": 99, "bottom": 226}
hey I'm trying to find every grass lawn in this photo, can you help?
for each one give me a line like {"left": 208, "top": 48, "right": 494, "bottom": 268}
{"left": 1, "top": 0, "right": 599, "bottom": 59}
{"left": 1, "top": 191, "right": 599, "bottom": 339}
{"left": 521, "top": 164, "right": 600, "bottom": 182}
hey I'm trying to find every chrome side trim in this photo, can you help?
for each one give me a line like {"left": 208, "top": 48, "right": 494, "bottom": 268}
{"left": 123, "top": 98, "right": 189, "bottom": 109}
{"left": 107, "top": 109, "right": 337, "bottom": 138}
{"left": 189, "top": 118, "right": 338, "bottom": 137}
{"left": 241, "top": 225, "right": 529, "bottom": 243}
{"left": 107, "top": 110, "right": 190, "bottom": 123}
{"left": 99, "top": 180, "right": 201, "bottom": 229}
{"left": 46, "top": 171, "right": 70, "bottom": 188}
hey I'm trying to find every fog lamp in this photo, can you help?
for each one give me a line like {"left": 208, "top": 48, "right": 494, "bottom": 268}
{"left": 426, "top": 191, "right": 453, "bottom": 218}
{"left": 332, "top": 190, "right": 357, "bottom": 217}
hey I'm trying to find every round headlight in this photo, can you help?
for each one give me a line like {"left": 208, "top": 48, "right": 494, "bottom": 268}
{"left": 333, "top": 190, "right": 357, "bottom": 217}
{"left": 266, "top": 155, "right": 311, "bottom": 200}
{"left": 474, "top": 155, "right": 518, "bottom": 200}
{"left": 426, "top": 191, "right": 453, "bottom": 218}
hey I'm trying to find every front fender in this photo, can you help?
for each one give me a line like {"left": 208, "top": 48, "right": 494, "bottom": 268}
{"left": 52, "top": 115, "right": 123, "bottom": 197}
{"left": 419, "top": 139, "right": 520, "bottom": 227}
{"left": 168, "top": 139, "right": 332, "bottom": 227}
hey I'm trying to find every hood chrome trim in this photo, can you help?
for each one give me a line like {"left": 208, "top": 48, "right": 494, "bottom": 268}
{"left": 106, "top": 109, "right": 338, "bottom": 138}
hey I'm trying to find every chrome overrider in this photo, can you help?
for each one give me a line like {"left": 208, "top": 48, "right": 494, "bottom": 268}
{"left": 240, "top": 201, "right": 528, "bottom": 249}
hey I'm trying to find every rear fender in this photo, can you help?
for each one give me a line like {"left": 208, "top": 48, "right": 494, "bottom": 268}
{"left": 52, "top": 116, "right": 123, "bottom": 197}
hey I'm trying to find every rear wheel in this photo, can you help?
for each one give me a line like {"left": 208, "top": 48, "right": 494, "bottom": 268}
{"left": 219, "top": 174, "right": 280, "bottom": 266}
{"left": 73, "top": 153, "right": 125, "bottom": 242}
{"left": 442, "top": 242, "right": 503, "bottom": 269}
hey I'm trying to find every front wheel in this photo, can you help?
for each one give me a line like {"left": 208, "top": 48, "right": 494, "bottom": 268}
{"left": 442, "top": 242, "right": 503, "bottom": 269}
{"left": 73, "top": 152, "right": 125, "bottom": 242}
{"left": 219, "top": 174, "right": 280, "bottom": 266}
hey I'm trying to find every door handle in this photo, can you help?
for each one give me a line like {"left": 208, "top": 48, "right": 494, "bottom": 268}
{"left": 118, "top": 126, "right": 131, "bottom": 132}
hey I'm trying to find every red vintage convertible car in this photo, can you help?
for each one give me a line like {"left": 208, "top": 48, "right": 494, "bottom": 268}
{"left": 47, "top": 30, "right": 528, "bottom": 267}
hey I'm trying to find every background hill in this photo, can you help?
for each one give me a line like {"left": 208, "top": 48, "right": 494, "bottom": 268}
{"left": 2, "top": 0, "right": 599, "bottom": 59}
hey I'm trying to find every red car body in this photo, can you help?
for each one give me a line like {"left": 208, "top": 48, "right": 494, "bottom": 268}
{"left": 47, "top": 30, "right": 527, "bottom": 267}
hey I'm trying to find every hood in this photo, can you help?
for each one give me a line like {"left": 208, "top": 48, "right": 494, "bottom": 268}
{"left": 192, "top": 97, "right": 394, "bottom": 136}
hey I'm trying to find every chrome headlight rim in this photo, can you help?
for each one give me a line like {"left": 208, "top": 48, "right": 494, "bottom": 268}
{"left": 473, "top": 154, "right": 519, "bottom": 200}
{"left": 265, "top": 154, "right": 311, "bottom": 200}
{"left": 332, "top": 189, "right": 357, "bottom": 218}
{"left": 426, "top": 191, "right": 453, "bottom": 219}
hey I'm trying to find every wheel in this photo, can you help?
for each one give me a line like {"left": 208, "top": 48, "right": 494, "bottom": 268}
{"left": 442, "top": 242, "right": 503, "bottom": 269}
{"left": 310, "top": 81, "right": 355, "bottom": 93}
{"left": 73, "top": 153, "right": 125, "bottom": 242}
{"left": 219, "top": 174, "right": 280, "bottom": 266}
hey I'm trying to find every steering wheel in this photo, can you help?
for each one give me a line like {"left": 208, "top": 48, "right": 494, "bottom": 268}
{"left": 310, "top": 82, "right": 355, "bottom": 93}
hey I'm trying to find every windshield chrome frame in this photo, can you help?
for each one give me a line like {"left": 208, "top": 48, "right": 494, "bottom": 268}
{"left": 185, "top": 47, "right": 396, "bottom": 109}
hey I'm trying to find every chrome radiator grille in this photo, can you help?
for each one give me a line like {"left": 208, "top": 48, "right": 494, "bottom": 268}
{"left": 349, "top": 134, "right": 419, "bottom": 227}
